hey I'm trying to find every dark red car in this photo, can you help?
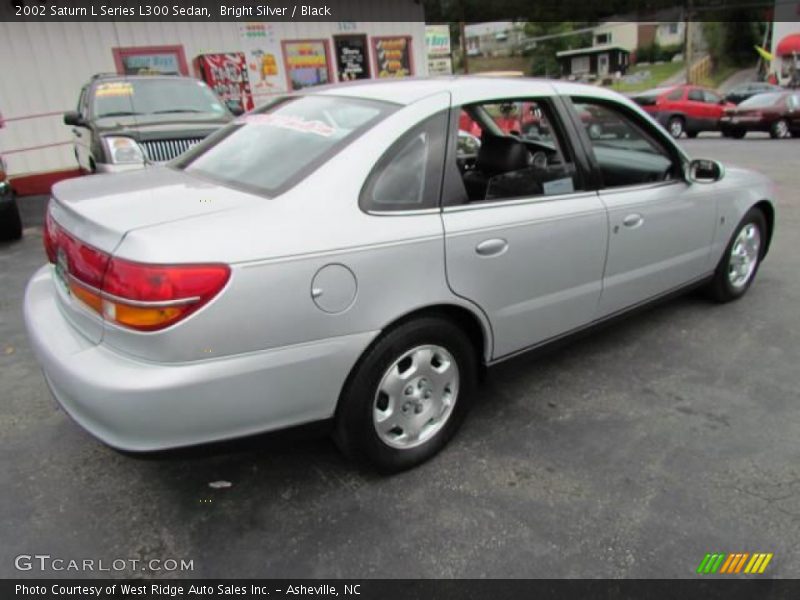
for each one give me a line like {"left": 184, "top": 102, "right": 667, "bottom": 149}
{"left": 632, "top": 84, "right": 735, "bottom": 139}
{"left": 720, "top": 91, "right": 800, "bottom": 139}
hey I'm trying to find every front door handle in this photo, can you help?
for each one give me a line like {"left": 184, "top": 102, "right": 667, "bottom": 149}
{"left": 475, "top": 238, "right": 508, "bottom": 257}
{"left": 622, "top": 213, "right": 644, "bottom": 229}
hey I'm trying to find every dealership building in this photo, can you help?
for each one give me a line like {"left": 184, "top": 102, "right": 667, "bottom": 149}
{"left": 0, "top": 4, "right": 427, "bottom": 194}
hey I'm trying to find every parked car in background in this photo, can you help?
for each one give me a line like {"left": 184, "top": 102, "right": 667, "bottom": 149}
{"left": 64, "top": 74, "right": 235, "bottom": 174}
{"left": 723, "top": 81, "right": 783, "bottom": 105}
{"left": 27, "top": 78, "right": 775, "bottom": 472}
{"left": 720, "top": 91, "right": 800, "bottom": 139}
{"left": 0, "top": 154, "right": 22, "bottom": 241}
{"left": 632, "top": 84, "right": 734, "bottom": 138}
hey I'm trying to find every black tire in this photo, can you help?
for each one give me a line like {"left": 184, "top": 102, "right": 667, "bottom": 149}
{"left": 707, "top": 208, "right": 767, "bottom": 303}
{"left": 667, "top": 116, "right": 684, "bottom": 139}
{"left": 686, "top": 131, "right": 699, "bottom": 139}
{"left": 770, "top": 119, "right": 789, "bottom": 139}
{"left": 0, "top": 195, "right": 23, "bottom": 242}
{"left": 333, "top": 316, "right": 478, "bottom": 473}
{"left": 731, "top": 129, "right": 746, "bottom": 139}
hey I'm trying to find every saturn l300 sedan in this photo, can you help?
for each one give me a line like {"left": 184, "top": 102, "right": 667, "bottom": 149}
{"left": 24, "top": 77, "right": 776, "bottom": 472}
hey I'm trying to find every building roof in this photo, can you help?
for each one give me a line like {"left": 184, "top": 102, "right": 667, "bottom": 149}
{"left": 556, "top": 44, "right": 630, "bottom": 58}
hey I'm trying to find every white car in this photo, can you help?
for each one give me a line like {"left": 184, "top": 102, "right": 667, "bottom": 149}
{"left": 24, "top": 77, "right": 775, "bottom": 471}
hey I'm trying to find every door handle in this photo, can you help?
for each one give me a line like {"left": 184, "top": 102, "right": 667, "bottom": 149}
{"left": 475, "top": 238, "right": 508, "bottom": 257}
{"left": 72, "top": 128, "right": 82, "bottom": 138}
{"left": 622, "top": 213, "right": 644, "bottom": 229}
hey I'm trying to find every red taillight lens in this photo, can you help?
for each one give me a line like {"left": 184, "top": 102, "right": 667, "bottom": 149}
{"left": 102, "top": 260, "right": 230, "bottom": 331}
{"left": 45, "top": 210, "right": 230, "bottom": 331}
{"left": 43, "top": 207, "right": 58, "bottom": 263}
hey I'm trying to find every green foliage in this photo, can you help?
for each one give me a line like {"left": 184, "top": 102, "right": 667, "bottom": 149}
{"left": 523, "top": 22, "right": 593, "bottom": 78}
{"left": 636, "top": 42, "right": 683, "bottom": 64}
{"left": 702, "top": 19, "right": 763, "bottom": 68}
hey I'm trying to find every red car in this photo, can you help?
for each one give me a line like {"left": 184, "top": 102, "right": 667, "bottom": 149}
{"left": 632, "top": 85, "right": 735, "bottom": 139}
{"left": 720, "top": 91, "right": 800, "bottom": 139}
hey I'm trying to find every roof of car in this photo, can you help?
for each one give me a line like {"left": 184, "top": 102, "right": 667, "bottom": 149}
{"left": 311, "top": 76, "right": 612, "bottom": 106}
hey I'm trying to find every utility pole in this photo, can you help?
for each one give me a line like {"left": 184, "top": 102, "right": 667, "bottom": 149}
{"left": 460, "top": 21, "right": 469, "bottom": 74}
{"left": 684, "top": 0, "right": 693, "bottom": 84}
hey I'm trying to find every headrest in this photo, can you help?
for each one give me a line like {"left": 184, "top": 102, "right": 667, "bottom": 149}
{"left": 476, "top": 135, "right": 529, "bottom": 176}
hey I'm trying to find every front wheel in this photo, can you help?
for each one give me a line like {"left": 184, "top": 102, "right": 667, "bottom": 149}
{"left": 707, "top": 208, "right": 766, "bottom": 302}
{"left": 333, "top": 316, "right": 477, "bottom": 472}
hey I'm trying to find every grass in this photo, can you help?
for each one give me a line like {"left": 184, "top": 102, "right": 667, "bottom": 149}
{"left": 460, "top": 55, "right": 530, "bottom": 75}
{"left": 611, "top": 61, "right": 685, "bottom": 93}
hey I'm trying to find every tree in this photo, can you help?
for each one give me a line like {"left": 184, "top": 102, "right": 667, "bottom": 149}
{"left": 523, "top": 22, "right": 593, "bottom": 77}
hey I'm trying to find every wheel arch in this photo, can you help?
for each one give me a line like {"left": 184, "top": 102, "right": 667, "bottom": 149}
{"left": 754, "top": 199, "right": 775, "bottom": 257}
{"left": 336, "top": 302, "right": 491, "bottom": 408}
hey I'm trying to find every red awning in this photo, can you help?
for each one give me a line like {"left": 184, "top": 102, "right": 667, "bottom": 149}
{"left": 776, "top": 33, "right": 800, "bottom": 56}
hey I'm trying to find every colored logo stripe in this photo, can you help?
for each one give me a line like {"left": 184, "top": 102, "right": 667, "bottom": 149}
{"left": 696, "top": 553, "right": 773, "bottom": 574}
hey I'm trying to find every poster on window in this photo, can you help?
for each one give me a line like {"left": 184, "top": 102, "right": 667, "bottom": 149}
{"left": 238, "top": 22, "right": 286, "bottom": 100}
{"left": 283, "top": 40, "right": 332, "bottom": 91}
{"left": 334, "top": 35, "right": 370, "bottom": 81}
{"left": 373, "top": 37, "right": 413, "bottom": 78}
{"left": 194, "top": 53, "right": 254, "bottom": 113}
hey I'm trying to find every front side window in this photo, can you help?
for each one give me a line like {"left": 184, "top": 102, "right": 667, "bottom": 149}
{"left": 572, "top": 99, "right": 678, "bottom": 188}
{"left": 183, "top": 95, "right": 396, "bottom": 197}
{"left": 704, "top": 90, "right": 721, "bottom": 104}
{"left": 455, "top": 99, "right": 580, "bottom": 203}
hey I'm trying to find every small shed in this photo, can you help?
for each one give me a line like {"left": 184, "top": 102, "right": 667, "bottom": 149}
{"left": 556, "top": 45, "right": 630, "bottom": 79}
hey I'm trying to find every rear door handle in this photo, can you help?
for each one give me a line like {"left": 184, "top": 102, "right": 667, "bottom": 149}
{"left": 622, "top": 213, "right": 644, "bottom": 228}
{"left": 475, "top": 238, "right": 508, "bottom": 257}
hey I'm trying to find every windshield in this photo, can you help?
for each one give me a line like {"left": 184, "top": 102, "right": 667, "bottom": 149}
{"left": 92, "top": 79, "right": 228, "bottom": 118}
{"left": 738, "top": 93, "right": 784, "bottom": 109}
{"left": 180, "top": 95, "right": 396, "bottom": 196}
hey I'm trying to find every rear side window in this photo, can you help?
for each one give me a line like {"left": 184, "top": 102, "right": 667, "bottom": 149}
{"left": 666, "top": 88, "right": 683, "bottom": 101}
{"left": 182, "top": 95, "right": 396, "bottom": 197}
{"left": 688, "top": 89, "right": 704, "bottom": 102}
{"left": 360, "top": 111, "right": 447, "bottom": 212}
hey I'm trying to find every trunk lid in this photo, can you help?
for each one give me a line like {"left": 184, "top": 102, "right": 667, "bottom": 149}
{"left": 48, "top": 167, "right": 256, "bottom": 343}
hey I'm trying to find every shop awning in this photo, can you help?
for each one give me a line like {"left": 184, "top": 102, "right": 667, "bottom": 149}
{"left": 776, "top": 33, "right": 800, "bottom": 56}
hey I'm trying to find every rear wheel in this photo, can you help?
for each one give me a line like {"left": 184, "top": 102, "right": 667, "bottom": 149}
{"left": 667, "top": 116, "right": 685, "bottom": 139}
{"left": 707, "top": 208, "right": 766, "bottom": 302}
{"left": 333, "top": 316, "right": 477, "bottom": 472}
{"left": 770, "top": 119, "right": 790, "bottom": 139}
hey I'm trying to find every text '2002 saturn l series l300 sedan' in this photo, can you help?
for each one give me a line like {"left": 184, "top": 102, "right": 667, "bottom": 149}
{"left": 24, "top": 77, "right": 776, "bottom": 472}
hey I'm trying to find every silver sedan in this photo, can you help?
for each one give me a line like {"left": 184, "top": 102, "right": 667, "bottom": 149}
{"left": 24, "top": 77, "right": 776, "bottom": 471}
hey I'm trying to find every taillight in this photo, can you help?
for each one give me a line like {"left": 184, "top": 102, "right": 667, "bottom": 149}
{"left": 101, "top": 260, "right": 230, "bottom": 331}
{"left": 44, "top": 210, "right": 230, "bottom": 331}
{"left": 43, "top": 206, "right": 58, "bottom": 263}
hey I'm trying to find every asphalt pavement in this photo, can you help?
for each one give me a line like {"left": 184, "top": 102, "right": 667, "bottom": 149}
{"left": 1, "top": 134, "right": 799, "bottom": 579}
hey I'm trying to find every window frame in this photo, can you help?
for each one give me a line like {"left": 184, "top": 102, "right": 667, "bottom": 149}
{"left": 442, "top": 95, "right": 592, "bottom": 207}
{"left": 563, "top": 95, "right": 689, "bottom": 192}
{"left": 359, "top": 110, "right": 448, "bottom": 214}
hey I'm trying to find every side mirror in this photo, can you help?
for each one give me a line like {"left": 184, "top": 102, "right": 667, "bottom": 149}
{"left": 63, "top": 111, "right": 84, "bottom": 127}
{"left": 226, "top": 102, "right": 245, "bottom": 117}
{"left": 688, "top": 158, "right": 724, "bottom": 183}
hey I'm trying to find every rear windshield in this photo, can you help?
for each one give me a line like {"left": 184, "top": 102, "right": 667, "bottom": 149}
{"left": 179, "top": 95, "right": 396, "bottom": 196}
{"left": 92, "top": 79, "right": 227, "bottom": 118}
{"left": 738, "top": 93, "right": 784, "bottom": 108}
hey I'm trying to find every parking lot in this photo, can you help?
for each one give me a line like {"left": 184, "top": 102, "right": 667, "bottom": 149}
{"left": 1, "top": 133, "right": 799, "bottom": 579}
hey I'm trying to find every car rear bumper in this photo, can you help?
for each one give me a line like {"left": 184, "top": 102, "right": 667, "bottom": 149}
{"left": 24, "top": 265, "right": 377, "bottom": 452}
